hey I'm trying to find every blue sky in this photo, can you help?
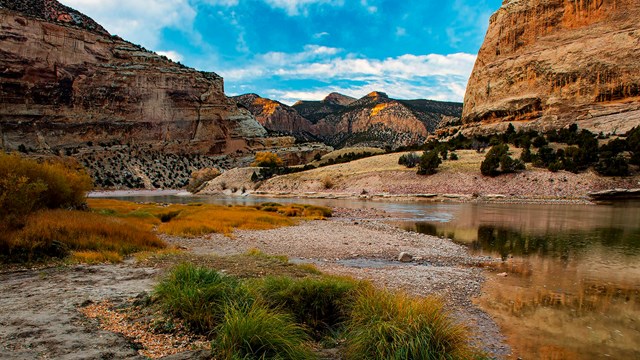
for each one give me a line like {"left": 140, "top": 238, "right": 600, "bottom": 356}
{"left": 61, "top": 0, "right": 501, "bottom": 104}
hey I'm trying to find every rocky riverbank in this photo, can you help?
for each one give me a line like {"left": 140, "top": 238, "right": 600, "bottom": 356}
{"left": 0, "top": 207, "right": 511, "bottom": 359}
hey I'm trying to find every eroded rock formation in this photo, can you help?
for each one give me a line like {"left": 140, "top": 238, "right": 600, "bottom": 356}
{"left": 462, "top": 0, "right": 640, "bottom": 134}
{"left": 242, "top": 92, "right": 462, "bottom": 149}
{"left": 0, "top": 0, "right": 271, "bottom": 156}
{"left": 232, "top": 94, "right": 319, "bottom": 142}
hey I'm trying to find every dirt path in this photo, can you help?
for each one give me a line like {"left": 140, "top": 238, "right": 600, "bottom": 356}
{"left": 0, "top": 216, "right": 511, "bottom": 359}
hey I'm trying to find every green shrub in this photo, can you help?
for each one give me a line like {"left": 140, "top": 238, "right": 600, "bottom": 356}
{"left": 344, "top": 288, "right": 473, "bottom": 360}
{"left": 417, "top": 151, "right": 442, "bottom": 175}
{"left": 398, "top": 152, "right": 420, "bottom": 168}
{"left": 596, "top": 153, "right": 629, "bottom": 176}
{"left": 155, "top": 263, "right": 252, "bottom": 334}
{"left": 254, "top": 276, "right": 362, "bottom": 336}
{"left": 482, "top": 144, "right": 524, "bottom": 177}
{"left": 213, "top": 302, "right": 316, "bottom": 360}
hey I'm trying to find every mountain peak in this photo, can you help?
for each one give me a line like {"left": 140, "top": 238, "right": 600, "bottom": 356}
{"left": 366, "top": 91, "right": 389, "bottom": 99}
{"left": 1, "top": 0, "right": 109, "bottom": 35}
{"left": 323, "top": 92, "right": 356, "bottom": 106}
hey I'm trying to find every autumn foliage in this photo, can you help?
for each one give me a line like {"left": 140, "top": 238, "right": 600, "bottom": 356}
{"left": 252, "top": 152, "right": 284, "bottom": 167}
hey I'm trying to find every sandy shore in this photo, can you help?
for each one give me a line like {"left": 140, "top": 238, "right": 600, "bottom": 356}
{"left": 0, "top": 211, "right": 511, "bottom": 359}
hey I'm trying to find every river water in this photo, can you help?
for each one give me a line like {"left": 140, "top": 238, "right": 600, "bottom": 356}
{"left": 94, "top": 192, "right": 640, "bottom": 359}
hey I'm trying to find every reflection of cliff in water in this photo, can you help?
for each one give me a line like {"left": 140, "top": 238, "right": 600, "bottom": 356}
{"left": 408, "top": 222, "right": 640, "bottom": 261}
{"left": 473, "top": 225, "right": 640, "bottom": 260}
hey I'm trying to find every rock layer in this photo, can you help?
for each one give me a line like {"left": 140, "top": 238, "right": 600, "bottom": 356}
{"left": 463, "top": 0, "right": 640, "bottom": 134}
{"left": 0, "top": 0, "right": 268, "bottom": 156}
{"left": 232, "top": 94, "right": 319, "bottom": 142}
{"left": 242, "top": 92, "right": 463, "bottom": 149}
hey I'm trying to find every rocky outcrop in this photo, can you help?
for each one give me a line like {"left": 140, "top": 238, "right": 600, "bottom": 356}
{"left": 462, "top": 0, "right": 640, "bottom": 134}
{"left": 247, "top": 92, "right": 462, "bottom": 150}
{"left": 0, "top": 0, "right": 330, "bottom": 189}
{"left": 0, "top": 0, "right": 271, "bottom": 156}
{"left": 314, "top": 92, "right": 462, "bottom": 149}
{"left": 232, "top": 94, "right": 319, "bottom": 142}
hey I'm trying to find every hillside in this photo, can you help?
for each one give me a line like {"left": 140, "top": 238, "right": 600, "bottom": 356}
{"left": 0, "top": 0, "right": 326, "bottom": 188}
{"left": 200, "top": 151, "right": 640, "bottom": 202}
{"left": 238, "top": 91, "right": 463, "bottom": 150}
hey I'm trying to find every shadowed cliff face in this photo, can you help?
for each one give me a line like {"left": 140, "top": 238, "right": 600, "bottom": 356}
{"left": 463, "top": 0, "right": 640, "bottom": 134}
{"left": 0, "top": 0, "right": 268, "bottom": 156}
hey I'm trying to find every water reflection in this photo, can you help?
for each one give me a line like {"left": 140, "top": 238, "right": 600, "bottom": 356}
{"left": 97, "top": 193, "right": 640, "bottom": 358}
{"left": 401, "top": 207, "right": 640, "bottom": 359}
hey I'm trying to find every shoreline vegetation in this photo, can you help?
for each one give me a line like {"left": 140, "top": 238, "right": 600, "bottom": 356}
{"left": 0, "top": 152, "right": 502, "bottom": 359}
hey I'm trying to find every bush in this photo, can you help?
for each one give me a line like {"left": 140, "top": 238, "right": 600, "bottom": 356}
{"left": 254, "top": 276, "right": 362, "bottom": 336}
{"left": 187, "top": 168, "right": 220, "bottom": 193}
{"left": 398, "top": 152, "right": 420, "bottom": 168}
{"left": 481, "top": 144, "right": 524, "bottom": 177}
{"left": 213, "top": 302, "right": 316, "bottom": 360}
{"left": 417, "top": 151, "right": 442, "bottom": 175}
{"left": 627, "top": 126, "right": 640, "bottom": 165}
{"left": 449, "top": 152, "right": 459, "bottom": 161}
{"left": 0, "top": 153, "right": 92, "bottom": 227}
{"left": 596, "top": 153, "right": 629, "bottom": 176}
{"left": 155, "top": 263, "right": 252, "bottom": 334}
{"left": 252, "top": 152, "right": 284, "bottom": 168}
{"left": 344, "top": 288, "right": 473, "bottom": 360}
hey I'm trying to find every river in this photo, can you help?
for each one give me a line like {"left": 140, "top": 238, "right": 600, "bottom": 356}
{"left": 93, "top": 192, "right": 640, "bottom": 359}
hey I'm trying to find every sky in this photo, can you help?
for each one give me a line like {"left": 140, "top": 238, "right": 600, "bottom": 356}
{"left": 60, "top": 0, "right": 502, "bottom": 105}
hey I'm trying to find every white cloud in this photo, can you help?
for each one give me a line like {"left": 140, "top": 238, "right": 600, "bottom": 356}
{"left": 220, "top": 46, "right": 476, "bottom": 105}
{"left": 156, "top": 50, "right": 184, "bottom": 62}
{"left": 262, "top": 0, "right": 344, "bottom": 16}
{"left": 313, "top": 31, "right": 330, "bottom": 39}
{"left": 60, "top": 0, "right": 196, "bottom": 49}
{"left": 395, "top": 27, "right": 406, "bottom": 37}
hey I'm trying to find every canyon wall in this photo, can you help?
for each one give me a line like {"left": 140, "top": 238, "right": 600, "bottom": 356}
{"left": 462, "top": 0, "right": 640, "bottom": 134}
{"left": 0, "top": 0, "right": 269, "bottom": 156}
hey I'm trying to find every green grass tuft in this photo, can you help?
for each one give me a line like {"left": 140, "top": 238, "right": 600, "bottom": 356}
{"left": 254, "top": 275, "right": 364, "bottom": 337}
{"left": 213, "top": 302, "right": 317, "bottom": 360}
{"left": 154, "top": 263, "right": 252, "bottom": 334}
{"left": 345, "top": 288, "right": 474, "bottom": 360}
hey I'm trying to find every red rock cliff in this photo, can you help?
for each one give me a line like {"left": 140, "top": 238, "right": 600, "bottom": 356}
{"left": 0, "top": 0, "right": 268, "bottom": 155}
{"left": 462, "top": 0, "right": 640, "bottom": 133}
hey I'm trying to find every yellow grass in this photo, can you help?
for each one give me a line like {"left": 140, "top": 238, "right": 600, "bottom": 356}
{"left": 71, "top": 251, "right": 123, "bottom": 264}
{"left": 87, "top": 199, "right": 329, "bottom": 237}
{"left": 1, "top": 209, "right": 166, "bottom": 263}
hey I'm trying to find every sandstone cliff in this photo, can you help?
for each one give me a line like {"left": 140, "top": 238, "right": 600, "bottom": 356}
{"left": 0, "top": 0, "right": 271, "bottom": 156}
{"left": 232, "top": 94, "right": 319, "bottom": 142}
{"left": 0, "top": 0, "right": 329, "bottom": 189}
{"left": 314, "top": 92, "right": 462, "bottom": 149}
{"left": 244, "top": 92, "right": 462, "bottom": 149}
{"left": 462, "top": 0, "right": 640, "bottom": 134}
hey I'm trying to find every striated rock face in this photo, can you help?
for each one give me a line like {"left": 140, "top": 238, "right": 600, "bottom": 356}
{"left": 0, "top": 0, "right": 268, "bottom": 156}
{"left": 463, "top": 0, "right": 640, "bottom": 134}
{"left": 313, "top": 92, "right": 462, "bottom": 149}
{"left": 241, "top": 91, "right": 462, "bottom": 149}
{"left": 232, "top": 94, "right": 318, "bottom": 142}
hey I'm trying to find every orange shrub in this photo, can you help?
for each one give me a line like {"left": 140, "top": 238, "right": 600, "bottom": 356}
{"left": 187, "top": 167, "right": 221, "bottom": 193}
{"left": 0, "top": 153, "right": 92, "bottom": 227}
{"left": 0, "top": 209, "right": 165, "bottom": 263}
{"left": 252, "top": 152, "right": 284, "bottom": 167}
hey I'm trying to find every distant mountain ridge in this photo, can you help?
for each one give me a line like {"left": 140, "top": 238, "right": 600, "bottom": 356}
{"left": 236, "top": 92, "right": 463, "bottom": 149}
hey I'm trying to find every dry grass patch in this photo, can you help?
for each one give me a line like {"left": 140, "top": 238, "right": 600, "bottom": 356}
{"left": 0, "top": 209, "right": 166, "bottom": 263}
{"left": 88, "top": 199, "right": 330, "bottom": 238}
